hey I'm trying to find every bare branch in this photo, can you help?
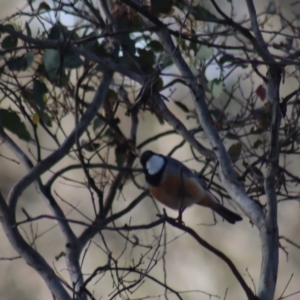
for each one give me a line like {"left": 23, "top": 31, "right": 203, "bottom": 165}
{"left": 258, "top": 67, "right": 281, "bottom": 300}
{"left": 245, "top": 0, "right": 274, "bottom": 62}
{"left": 163, "top": 216, "right": 259, "bottom": 300}
{"left": 0, "top": 25, "right": 142, "bottom": 83}
{"left": 153, "top": 93, "right": 215, "bottom": 160}
{"left": 0, "top": 192, "right": 71, "bottom": 300}
{"left": 155, "top": 26, "right": 264, "bottom": 225}
{"left": 8, "top": 71, "right": 113, "bottom": 212}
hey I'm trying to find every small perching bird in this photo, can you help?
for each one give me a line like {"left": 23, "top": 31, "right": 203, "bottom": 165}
{"left": 140, "top": 150, "right": 242, "bottom": 225}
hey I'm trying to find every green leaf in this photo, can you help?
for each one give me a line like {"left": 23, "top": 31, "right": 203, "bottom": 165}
{"left": 194, "top": 5, "right": 217, "bottom": 18}
{"left": 48, "top": 24, "right": 61, "bottom": 40}
{"left": 160, "top": 78, "right": 187, "bottom": 91}
{"left": 137, "top": 49, "right": 155, "bottom": 71}
{"left": 42, "top": 49, "right": 60, "bottom": 81}
{"left": 26, "top": 51, "right": 34, "bottom": 68}
{"left": 93, "top": 118, "right": 104, "bottom": 132}
{"left": 81, "top": 31, "right": 97, "bottom": 48}
{"left": 63, "top": 52, "right": 83, "bottom": 69}
{"left": 80, "top": 84, "right": 95, "bottom": 92}
{"left": 209, "top": 79, "right": 223, "bottom": 99}
{"left": 104, "top": 128, "right": 113, "bottom": 138}
{"left": 228, "top": 142, "right": 242, "bottom": 163}
{"left": 106, "top": 89, "right": 118, "bottom": 100}
{"left": 41, "top": 113, "right": 52, "bottom": 127}
{"left": 197, "top": 45, "right": 213, "bottom": 60}
{"left": 0, "top": 66, "right": 4, "bottom": 77}
{"left": 219, "top": 54, "right": 235, "bottom": 65}
{"left": 159, "top": 53, "right": 173, "bottom": 68}
{"left": 118, "top": 34, "right": 136, "bottom": 54}
{"left": 174, "top": 101, "right": 189, "bottom": 113}
{"left": 253, "top": 139, "right": 262, "bottom": 149}
{"left": 0, "top": 109, "right": 31, "bottom": 141}
{"left": 6, "top": 56, "right": 27, "bottom": 71}
{"left": 226, "top": 132, "right": 240, "bottom": 140}
{"left": 2, "top": 35, "right": 18, "bottom": 49}
{"left": 25, "top": 22, "right": 32, "bottom": 37}
{"left": 33, "top": 79, "right": 48, "bottom": 113}
{"left": 209, "top": 109, "right": 224, "bottom": 121}
{"left": 190, "top": 65, "right": 198, "bottom": 76}
{"left": 91, "top": 42, "right": 109, "bottom": 58}
{"left": 38, "top": 2, "right": 51, "bottom": 11}
{"left": 147, "top": 40, "right": 163, "bottom": 52}
{"left": 218, "top": 54, "right": 247, "bottom": 68}
{"left": 154, "top": 77, "right": 164, "bottom": 91}
{"left": 189, "top": 41, "right": 198, "bottom": 55}
{"left": 82, "top": 142, "right": 100, "bottom": 152}
{"left": 250, "top": 127, "right": 265, "bottom": 134}
{"left": 115, "top": 145, "right": 126, "bottom": 167}
{"left": 266, "top": 1, "right": 276, "bottom": 14}
{"left": 151, "top": 0, "right": 172, "bottom": 15}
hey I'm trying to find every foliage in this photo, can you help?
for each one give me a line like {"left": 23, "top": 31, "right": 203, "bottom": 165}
{"left": 0, "top": 1, "right": 300, "bottom": 300}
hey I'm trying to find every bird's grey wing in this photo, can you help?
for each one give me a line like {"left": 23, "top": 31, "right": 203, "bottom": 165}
{"left": 166, "top": 157, "right": 209, "bottom": 190}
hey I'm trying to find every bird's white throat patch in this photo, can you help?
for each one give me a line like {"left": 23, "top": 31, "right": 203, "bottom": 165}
{"left": 146, "top": 155, "right": 164, "bottom": 175}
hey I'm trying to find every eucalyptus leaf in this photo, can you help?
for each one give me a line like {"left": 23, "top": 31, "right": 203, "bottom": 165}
{"left": 151, "top": 0, "right": 172, "bottom": 15}
{"left": 174, "top": 101, "right": 189, "bottom": 113}
{"left": 63, "top": 52, "right": 83, "bottom": 69}
{"left": 38, "top": 2, "right": 51, "bottom": 11}
{"left": 42, "top": 49, "right": 59, "bottom": 81}
{"left": 25, "top": 22, "right": 32, "bottom": 37}
{"left": 2, "top": 35, "right": 18, "bottom": 49}
{"left": 6, "top": 56, "right": 27, "bottom": 71}
{"left": 197, "top": 45, "right": 213, "bottom": 60}
{"left": 209, "top": 80, "right": 223, "bottom": 99}
{"left": 228, "top": 142, "right": 242, "bottom": 163}
{"left": 26, "top": 51, "right": 34, "bottom": 68}
{"left": 0, "top": 109, "right": 31, "bottom": 141}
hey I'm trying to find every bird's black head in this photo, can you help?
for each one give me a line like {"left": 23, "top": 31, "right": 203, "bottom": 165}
{"left": 140, "top": 150, "right": 155, "bottom": 168}
{"left": 140, "top": 150, "right": 167, "bottom": 186}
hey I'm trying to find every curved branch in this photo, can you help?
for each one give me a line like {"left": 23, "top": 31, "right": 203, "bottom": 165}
{"left": 153, "top": 93, "right": 215, "bottom": 160}
{"left": 0, "top": 25, "right": 142, "bottom": 83}
{"left": 0, "top": 116, "right": 79, "bottom": 251}
{"left": 101, "top": 215, "right": 258, "bottom": 300}
{"left": 8, "top": 71, "right": 113, "bottom": 212}
{"left": 46, "top": 163, "right": 142, "bottom": 190}
{"left": 244, "top": 0, "right": 273, "bottom": 62}
{"left": 154, "top": 26, "right": 264, "bottom": 225}
{"left": 211, "top": 0, "right": 274, "bottom": 63}
{"left": 118, "top": 0, "right": 264, "bottom": 224}
{"left": 0, "top": 192, "right": 71, "bottom": 300}
{"left": 164, "top": 217, "right": 259, "bottom": 300}
{"left": 258, "top": 67, "right": 281, "bottom": 300}
{"left": 82, "top": 266, "right": 184, "bottom": 300}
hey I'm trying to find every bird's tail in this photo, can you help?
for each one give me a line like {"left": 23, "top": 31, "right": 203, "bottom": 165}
{"left": 213, "top": 204, "right": 243, "bottom": 224}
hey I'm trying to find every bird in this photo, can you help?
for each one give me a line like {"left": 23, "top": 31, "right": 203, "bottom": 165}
{"left": 140, "top": 150, "right": 242, "bottom": 224}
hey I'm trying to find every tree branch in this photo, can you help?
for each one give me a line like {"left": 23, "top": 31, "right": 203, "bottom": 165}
{"left": 100, "top": 214, "right": 258, "bottom": 300}
{"left": 244, "top": 0, "right": 274, "bottom": 62}
{"left": 0, "top": 24, "right": 142, "bottom": 83}
{"left": 258, "top": 67, "right": 281, "bottom": 300}
{"left": 164, "top": 216, "right": 259, "bottom": 300}
{"left": 153, "top": 93, "right": 215, "bottom": 160}
{"left": 0, "top": 192, "right": 71, "bottom": 300}
{"left": 0, "top": 113, "right": 82, "bottom": 278}
{"left": 8, "top": 71, "right": 113, "bottom": 212}
{"left": 154, "top": 26, "right": 264, "bottom": 225}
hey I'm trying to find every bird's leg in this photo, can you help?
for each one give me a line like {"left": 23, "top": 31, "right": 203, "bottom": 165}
{"left": 207, "top": 160, "right": 219, "bottom": 189}
{"left": 177, "top": 166, "right": 186, "bottom": 224}
{"left": 157, "top": 208, "right": 168, "bottom": 220}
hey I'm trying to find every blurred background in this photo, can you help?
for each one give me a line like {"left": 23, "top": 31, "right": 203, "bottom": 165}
{"left": 0, "top": 0, "right": 300, "bottom": 299}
